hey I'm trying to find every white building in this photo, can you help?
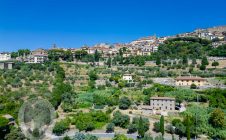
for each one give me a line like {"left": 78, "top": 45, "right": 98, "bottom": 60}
{"left": 198, "top": 31, "right": 217, "bottom": 40}
{"left": 152, "top": 46, "right": 159, "bottom": 52}
{"left": 0, "top": 53, "right": 11, "bottom": 61}
{"left": 122, "top": 74, "right": 133, "bottom": 82}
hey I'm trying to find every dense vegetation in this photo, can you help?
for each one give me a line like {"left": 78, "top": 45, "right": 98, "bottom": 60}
{"left": 156, "top": 37, "right": 212, "bottom": 59}
{"left": 71, "top": 111, "right": 110, "bottom": 131}
{"left": 1, "top": 50, "right": 226, "bottom": 140}
{"left": 209, "top": 44, "right": 226, "bottom": 57}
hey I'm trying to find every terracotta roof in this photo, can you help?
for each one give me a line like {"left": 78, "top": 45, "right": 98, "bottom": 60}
{"left": 150, "top": 97, "right": 175, "bottom": 100}
{"left": 175, "top": 76, "right": 206, "bottom": 81}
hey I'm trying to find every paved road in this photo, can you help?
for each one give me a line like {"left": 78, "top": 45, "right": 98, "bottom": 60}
{"left": 51, "top": 132, "right": 137, "bottom": 140}
{"left": 50, "top": 132, "right": 179, "bottom": 140}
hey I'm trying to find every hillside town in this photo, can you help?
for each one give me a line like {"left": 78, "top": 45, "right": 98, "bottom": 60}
{"left": 0, "top": 25, "right": 226, "bottom": 140}
{"left": 1, "top": 26, "right": 226, "bottom": 66}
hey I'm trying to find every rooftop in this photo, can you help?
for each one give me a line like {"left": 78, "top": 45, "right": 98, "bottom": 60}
{"left": 150, "top": 97, "right": 175, "bottom": 100}
{"left": 175, "top": 76, "right": 206, "bottom": 81}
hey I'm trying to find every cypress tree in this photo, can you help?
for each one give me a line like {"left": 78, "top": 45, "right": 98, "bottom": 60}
{"left": 107, "top": 57, "right": 112, "bottom": 68}
{"left": 186, "top": 115, "right": 191, "bottom": 140}
{"left": 156, "top": 56, "right": 161, "bottom": 65}
{"left": 160, "top": 115, "right": 164, "bottom": 136}
{"left": 201, "top": 56, "right": 209, "bottom": 66}
{"left": 138, "top": 116, "right": 145, "bottom": 138}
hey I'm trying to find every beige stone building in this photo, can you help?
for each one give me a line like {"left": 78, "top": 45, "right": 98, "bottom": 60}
{"left": 0, "top": 62, "right": 13, "bottom": 69}
{"left": 150, "top": 97, "right": 175, "bottom": 111}
{"left": 175, "top": 76, "right": 207, "bottom": 86}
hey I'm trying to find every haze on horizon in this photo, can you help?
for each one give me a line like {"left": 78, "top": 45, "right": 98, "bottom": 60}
{"left": 0, "top": 0, "right": 226, "bottom": 52}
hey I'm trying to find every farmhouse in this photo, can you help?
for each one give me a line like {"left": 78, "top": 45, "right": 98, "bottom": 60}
{"left": 122, "top": 74, "right": 133, "bottom": 82}
{"left": 175, "top": 76, "right": 207, "bottom": 86}
{"left": 150, "top": 97, "right": 175, "bottom": 111}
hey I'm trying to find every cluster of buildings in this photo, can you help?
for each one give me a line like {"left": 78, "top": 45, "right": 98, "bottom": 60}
{"left": 1, "top": 25, "right": 226, "bottom": 65}
{"left": 0, "top": 49, "right": 48, "bottom": 69}
{"left": 69, "top": 36, "right": 162, "bottom": 58}
{"left": 177, "top": 25, "right": 226, "bottom": 48}
{"left": 14, "top": 48, "right": 48, "bottom": 64}
{"left": 124, "top": 36, "right": 162, "bottom": 56}
{"left": 26, "top": 48, "right": 48, "bottom": 63}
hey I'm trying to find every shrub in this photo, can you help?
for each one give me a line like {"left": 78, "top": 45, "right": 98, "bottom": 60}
{"left": 52, "top": 119, "right": 70, "bottom": 136}
{"left": 153, "top": 122, "right": 160, "bottom": 132}
{"left": 190, "top": 83, "right": 197, "bottom": 89}
{"left": 0, "top": 116, "right": 9, "bottom": 126}
{"left": 63, "top": 136, "right": 72, "bottom": 140}
{"left": 106, "top": 123, "right": 115, "bottom": 133}
{"left": 71, "top": 111, "right": 109, "bottom": 131}
{"left": 0, "top": 116, "right": 10, "bottom": 138}
{"left": 5, "top": 128, "right": 25, "bottom": 140}
{"left": 85, "top": 134, "right": 98, "bottom": 140}
{"left": 172, "top": 119, "right": 182, "bottom": 126}
{"left": 74, "top": 132, "right": 85, "bottom": 140}
{"left": 200, "top": 65, "right": 206, "bottom": 70}
{"left": 132, "top": 117, "right": 150, "bottom": 132}
{"left": 112, "top": 111, "right": 130, "bottom": 128}
{"left": 127, "top": 124, "right": 137, "bottom": 134}
{"left": 113, "top": 134, "right": 132, "bottom": 140}
{"left": 119, "top": 97, "right": 131, "bottom": 110}
{"left": 209, "top": 108, "right": 225, "bottom": 128}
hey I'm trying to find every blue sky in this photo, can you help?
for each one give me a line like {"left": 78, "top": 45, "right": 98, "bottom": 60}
{"left": 0, "top": 0, "right": 226, "bottom": 52}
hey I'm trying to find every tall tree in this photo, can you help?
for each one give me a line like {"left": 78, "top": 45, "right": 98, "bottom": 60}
{"left": 94, "top": 50, "right": 100, "bottom": 62}
{"left": 138, "top": 116, "right": 145, "bottom": 138}
{"left": 119, "top": 56, "right": 124, "bottom": 64}
{"left": 182, "top": 55, "right": 188, "bottom": 65}
{"left": 119, "top": 49, "right": 123, "bottom": 56}
{"left": 156, "top": 56, "right": 161, "bottom": 65}
{"left": 107, "top": 57, "right": 112, "bottom": 68}
{"left": 201, "top": 56, "right": 209, "bottom": 66}
{"left": 185, "top": 115, "right": 191, "bottom": 140}
{"left": 160, "top": 115, "right": 165, "bottom": 136}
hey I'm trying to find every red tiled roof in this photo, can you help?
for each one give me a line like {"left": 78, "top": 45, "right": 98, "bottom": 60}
{"left": 175, "top": 76, "right": 206, "bottom": 81}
